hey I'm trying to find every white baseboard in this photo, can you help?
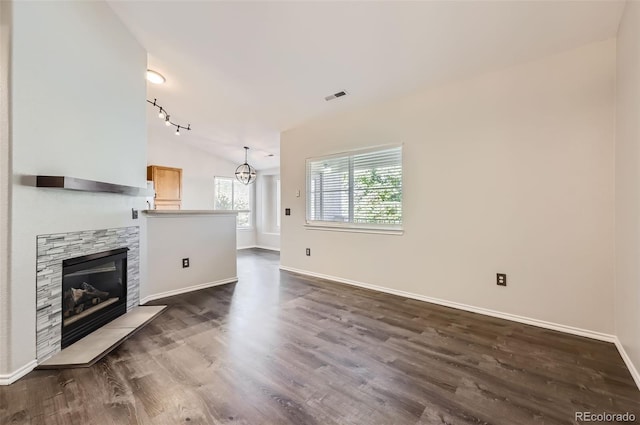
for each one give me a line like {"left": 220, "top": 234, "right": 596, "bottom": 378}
{"left": 279, "top": 266, "right": 616, "bottom": 343}
{"left": 254, "top": 245, "right": 280, "bottom": 252}
{"left": 614, "top": 337, "right": 640, "bottom": 390}
{"left": 281, "top": 266, "right": 640, "bottom": 390}
{"left": 140, "top": 277, "right": 238, "bottom": 305}
{"left": 0, "top": 360, "right": 37, "bottom": 385}
{"left": 237, "top": 245, "right": 280, "bottom": 252}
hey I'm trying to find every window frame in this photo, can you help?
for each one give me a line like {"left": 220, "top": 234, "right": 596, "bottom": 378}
{"left": 305, "top": 144, "right": 403, "bottom": 235}
{"left": 213, "top": 176, "right": 253, "bottom": 229}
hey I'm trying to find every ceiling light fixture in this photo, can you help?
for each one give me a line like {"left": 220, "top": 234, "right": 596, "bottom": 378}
{"left": 146, "top": 69, "right": 166, "bottom": 84}
{"left": 235, "top": 147, "right": 257, "bottom": 185}
{"left": 147, "top": 98, "right": 191, "bottom": 135}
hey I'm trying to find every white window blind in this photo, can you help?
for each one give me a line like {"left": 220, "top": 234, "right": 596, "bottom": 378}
{"left": 306, "top": 146, "right": 402, "bottom": 230}
{"left": 214, "top": 177, "right": 251, "bottom": 228}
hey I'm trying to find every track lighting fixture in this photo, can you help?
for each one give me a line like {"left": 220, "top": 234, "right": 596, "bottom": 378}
{"left": 146, "top": 99, "right": 191, "bottom": 135}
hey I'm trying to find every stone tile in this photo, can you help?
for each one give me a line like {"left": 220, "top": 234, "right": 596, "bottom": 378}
{"left": 35, "top": 226, "right": 140, "bottom": 362}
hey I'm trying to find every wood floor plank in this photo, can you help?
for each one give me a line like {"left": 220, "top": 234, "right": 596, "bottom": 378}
{"left": 1, "top": 248, "right": 639, "bottom": 424}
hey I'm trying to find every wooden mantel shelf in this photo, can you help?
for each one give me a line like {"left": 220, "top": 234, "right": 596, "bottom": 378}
{"left": 36, "top": 176, "right": 151, "bottom": 196}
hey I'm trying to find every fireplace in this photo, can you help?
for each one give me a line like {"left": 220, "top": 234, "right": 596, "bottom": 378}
{"left": 61, "top": 247, "right": 128, "bottom": 348}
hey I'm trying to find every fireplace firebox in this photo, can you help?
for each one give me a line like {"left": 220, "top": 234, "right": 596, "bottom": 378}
{"left": 61, "top": 248, "right": 128, "bottom": 348}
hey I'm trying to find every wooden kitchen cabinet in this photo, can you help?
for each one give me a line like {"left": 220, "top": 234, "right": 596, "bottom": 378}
{"left": 147, "top": 165, "right": 182, "bottom": 210}
{"left": 153, "top": 200, "right": 182, "bottom": 210}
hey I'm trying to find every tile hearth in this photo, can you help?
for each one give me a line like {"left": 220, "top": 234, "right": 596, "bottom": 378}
{"left": 37, "top": 305, "right": 166, "bottom": 369}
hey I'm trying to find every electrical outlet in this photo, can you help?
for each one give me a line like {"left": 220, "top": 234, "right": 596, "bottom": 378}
{"left": 182, "top": 258, "right": 190, "bottom": 268}
{"left": 285, "top": 208, "right": 291, "bottom": 216}
{"left": 131, "top": 208, "right": 138, "bottom": 219}
{"left": 497, "top": 273, "right": 507, "bottom": 286}
{"left": 306, "top": 248, "right": 311, "bottom": 256}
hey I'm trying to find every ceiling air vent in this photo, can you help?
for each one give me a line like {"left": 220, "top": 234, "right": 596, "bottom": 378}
{"left": 324, "top": 90, "right": 348, "bottom": 101}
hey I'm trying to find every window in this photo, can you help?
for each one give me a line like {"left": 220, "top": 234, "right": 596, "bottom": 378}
{"left": 214, "top": 177, "right": 251, "bottom": 228}
{"left": 306, "top": 146, "right": 402, "bottom": 232}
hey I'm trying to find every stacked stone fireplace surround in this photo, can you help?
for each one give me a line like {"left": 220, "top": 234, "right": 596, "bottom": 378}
{"left": 36, "top": 226, "right": 140, "bottom": 363}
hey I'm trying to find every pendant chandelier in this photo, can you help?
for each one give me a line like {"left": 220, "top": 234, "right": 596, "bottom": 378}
{"left": 235, "top": 146, "right": 257, "bottom": 185}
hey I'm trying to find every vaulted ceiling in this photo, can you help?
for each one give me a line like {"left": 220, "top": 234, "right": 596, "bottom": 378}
{"left": 108, "top": 1, "right": 625, "bottom": 170}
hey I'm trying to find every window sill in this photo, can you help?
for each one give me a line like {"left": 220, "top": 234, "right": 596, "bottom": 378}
{"left": 304, "top": 224, "right": 403, "bottom": 235}
{"left": 237, "top": 227, "right": 255, "bottom": 231}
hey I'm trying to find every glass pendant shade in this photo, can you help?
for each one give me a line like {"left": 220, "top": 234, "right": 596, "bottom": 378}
{"left": 235, "top": 147, "right": 257, "bottom": 185}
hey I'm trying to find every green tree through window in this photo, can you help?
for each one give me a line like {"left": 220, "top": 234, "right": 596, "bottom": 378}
{"left": 307, "top": 146, "right": 402, "bottom": 229}
{"left": 214, "top": 177, "right": 251, "bottom": 227}
{"left": 354, "top": 168, "right": 402, "bottom": 224}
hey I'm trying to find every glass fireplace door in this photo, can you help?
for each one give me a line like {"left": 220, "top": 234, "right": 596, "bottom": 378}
{"left": 61, "top": 247, "right": 128, "bottom": 348}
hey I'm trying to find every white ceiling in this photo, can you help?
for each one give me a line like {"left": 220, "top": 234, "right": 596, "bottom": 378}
{"left": 108, "top": 0, "right": 625, "bottom": 170}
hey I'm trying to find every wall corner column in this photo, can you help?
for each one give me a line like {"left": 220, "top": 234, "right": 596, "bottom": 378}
{"left": 0, "top": 0, "right": 13, "bottom": 376}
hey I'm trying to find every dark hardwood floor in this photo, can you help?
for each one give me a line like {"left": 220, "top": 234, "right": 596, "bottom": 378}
{"left": 1, "top": 248, "right": 639, "bottom": 424}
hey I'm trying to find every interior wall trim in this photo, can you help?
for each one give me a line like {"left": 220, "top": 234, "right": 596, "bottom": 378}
{"left": 280, "top": 265, "right": 640, "bottom": 350}
{"left": 279, "top": 266, "right": 616, "bottom": 342}
{"left": 237, "top": 245, "right": 280, "bottom": 252}
{"left": 614, "top": 337, "right": 640, "bottom": 390}
{"left": 139, "top": 277, "right": 238, "bottom": 305}
{"left": 279, "top": 266, "right": 640, "bottom": 388}
{"left": 0, "top": 360, "right": 37, "bottom": 386}
{"left": 237, "top": 246, "right": 257, "bottom": 250}
{"left": 254, "top": 245, "right": 280, "bottom": 252}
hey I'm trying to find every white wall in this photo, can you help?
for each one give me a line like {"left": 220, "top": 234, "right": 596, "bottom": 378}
{"left": 4, "top": 1, "right": 147, "bottom": 376}
{"left": 615, "top": 1, "right": 640, "bottom": 381}
{"left": 144, "top": 213, "right": 237, "bottom": 302}
{"left": 281, "top": 39, "right": 616, "bottom": 335}
{"left": 256, "top": 167, "right": 281, "bottom": 251}
{"left": 147, "top": 128, "right": 256, "bottom": 249}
